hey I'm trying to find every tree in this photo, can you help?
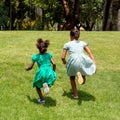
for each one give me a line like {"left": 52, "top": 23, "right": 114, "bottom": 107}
{"left": 118, "top": 9, "right": 120, "bottom": 30}
{"left": 42, "top": 0, "right": 64, "bottom": 30}
{"left": 102, "top": 0, "right": 113, "bottom": 30}
{"left": 80, "top": 0, "right": 103, "bottom": 31}
{"left": 1, "top": 0, "right": 119, "bottom": 31}
{"left": 7, "top": 0, "right": 17, "bottom": 30}
{"left": 60, "top": 0, "right": 103, "bottom": 30}
{"left": 16, "top": 0, "right": 30, "bottom": 30}
{"left": 0, "top": 1, "right": 9, "bottom": 30}
{"left": 23, "top": 0, "right": 64, "bottom": 30}
{"left": 60, "top": 0, "right": 80, "bottom": 30}
{"left": 111, "top": 0, "right": 120, "bottom": 30}
{"left": 102, "top": 0, "right": 120, "bottom": 30}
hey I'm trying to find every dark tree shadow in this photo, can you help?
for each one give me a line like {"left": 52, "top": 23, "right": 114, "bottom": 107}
{"left": 26, "top": 95, "right": 56, "bottom": 107}
{"left": 62, "top": 89, "right": 95, "bottom": 105}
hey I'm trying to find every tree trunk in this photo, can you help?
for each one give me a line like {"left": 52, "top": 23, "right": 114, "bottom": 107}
{"left": 102, "top": 0, "right": 113, "bottom": 31}
{"left": 111, "top": 0, "right": 120, "bottom": 30}
{"left": 62, "top": 0, "right": 69, "bottom": 17}
{"left": 62, "top": 18, "right": 78, "bottom": 30}
{"left": 61, "top": 0, "right": 80, "bottom": 30}
{"left": 9, "top": 1, "right": 16, "bottom": 30}
{"left": 118, "top": 9, "right": 120, "bottom": 30}
{"left": 17, "top": 0, "right": 24, "bottom": 30}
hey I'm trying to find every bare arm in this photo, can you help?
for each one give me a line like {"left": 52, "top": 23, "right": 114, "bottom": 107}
{"left": 61, "top": 49, "right": 67, "bottom": 64}
{"left": 25, "top": 62, "right": 35, "bottom": 71}
{"left": 84, "top": 46, "right": 96, "bottom": 65}
{"left": 51, "top": 59, "right": 56, "bottom": 71}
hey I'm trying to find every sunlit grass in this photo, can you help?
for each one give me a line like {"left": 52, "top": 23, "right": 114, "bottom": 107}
{"left": 0, "top": 31, "right": 120, "bottom": 120}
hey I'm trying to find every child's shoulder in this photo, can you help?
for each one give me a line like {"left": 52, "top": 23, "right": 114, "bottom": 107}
{"left": 32, "top": 54, "right": 39, "bottom": 62}
{"left": 32, "top": 53, "right": 39, "bottom": 57}
{"left": 80, "top": 40, "right": 86, "bottom": 43}
{"left": 46, "top": 52, "right": 52, "bottom": 55}
{"left": 65, "top": 40, "right": 73, "bottom": 45}
{"left": 79, "top": 40, "right": 88, "bottom": 46}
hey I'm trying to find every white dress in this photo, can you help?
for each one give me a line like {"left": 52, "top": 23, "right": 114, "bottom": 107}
{"left": 63, "top": 40, "right": 96, "bottom": 76}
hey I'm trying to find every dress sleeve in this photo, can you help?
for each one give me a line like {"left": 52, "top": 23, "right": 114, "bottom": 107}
{"left": 48, "top": 52, "right": 52, "bottom": 59}
{"left": 82, "top": 41, "right": 88, "bottom": 48}
{"left": 63, "top": 43, "right": 69, "bottom": 50}
{"left": 32, "top": 54, "right": 38, "bottom": 62}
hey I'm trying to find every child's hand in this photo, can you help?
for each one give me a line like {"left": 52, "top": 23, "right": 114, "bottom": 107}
{"left": 25, "top": 67, "right": 29, "bottom": 71}
{"left": 63, "top": 60, "right": 66, "bottom": 64}
{"left": 25, "top": 67, "right": 31, "bottom": 71}
{"left": 61, "top": 58, "right": 66, "bottom": 64}
{"left": 25, "top": 62, "right": 34, "bottom": 71}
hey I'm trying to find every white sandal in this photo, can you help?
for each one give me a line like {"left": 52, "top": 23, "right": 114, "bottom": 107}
{"left": 38, "top": 98, "right": 45, "bottom": 104}
{"left": 72, "top": 94, "right": 79, "bottom": 99}
{"left": 43, "top": 83, "right": 50, "bottom": 94}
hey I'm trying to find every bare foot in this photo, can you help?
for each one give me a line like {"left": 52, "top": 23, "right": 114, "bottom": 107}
{"left": 77, "top": 72, "right": 84, "bottom": 85}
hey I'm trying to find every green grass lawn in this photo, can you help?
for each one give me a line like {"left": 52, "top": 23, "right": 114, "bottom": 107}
{"left": 0, "top": 31, "right": 120, "bottom": 120}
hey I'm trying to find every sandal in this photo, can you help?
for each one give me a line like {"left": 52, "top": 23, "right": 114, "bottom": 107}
{"left": 72, "top": 94, "right": 79, "bottom": 99}
{"left": 43, "top": 83, "right": 50, "bottom": 94}
{"left": 38, "top": 98, "right": 45, "bottom": 104}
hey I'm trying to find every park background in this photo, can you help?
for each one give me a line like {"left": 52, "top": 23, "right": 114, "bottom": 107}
{"left": 0, "top": 0, "right": 120, "bottom": 31}
{"left": 0, "top": 0, "right": 120, "bottom": 120}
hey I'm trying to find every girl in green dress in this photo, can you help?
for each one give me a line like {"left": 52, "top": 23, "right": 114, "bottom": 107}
{"left": 61, "top": 28, "right": 96, "bottom": 99}
{"left": 25, "top": 38, "right": 56, "bottom": 104}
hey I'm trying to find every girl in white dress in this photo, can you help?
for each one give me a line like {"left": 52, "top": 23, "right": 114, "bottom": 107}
{"left": 61, "top": 28, "right": 96, "bottom": 99}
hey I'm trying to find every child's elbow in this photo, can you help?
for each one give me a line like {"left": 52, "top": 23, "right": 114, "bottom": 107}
{"left": 53, "top": 63, "right": 56, "bottom": 67}
{"left": 53, "top": 63, "right": 56, "bottom": 71}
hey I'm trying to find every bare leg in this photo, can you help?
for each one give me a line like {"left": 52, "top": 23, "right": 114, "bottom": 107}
{"left": 82, "top": 75, "right": 86, "bottom": 84}
{"left": 36, "top": 87, "right": 44, "bottom": 100}
{"left": 70, "top": 76, "right": 78, "bottom": 98}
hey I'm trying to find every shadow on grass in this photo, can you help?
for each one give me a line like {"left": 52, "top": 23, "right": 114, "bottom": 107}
{"left": 26, "top": 95, "right": 56, "bottom": 107}
{"left": 62, "top": 89, "right": 95, "bottom": 105}
{"left": 43, "top": 96, "right": 57, "bottom": 107}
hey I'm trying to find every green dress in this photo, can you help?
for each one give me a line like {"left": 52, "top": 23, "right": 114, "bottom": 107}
{"left": 32, "top": 52, "right": 56, "bottom": 88}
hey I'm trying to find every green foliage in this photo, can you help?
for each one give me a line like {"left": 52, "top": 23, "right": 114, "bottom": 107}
{"left": 0, "top": 0, "right": 119, "bottom": 30}
{"left": 0, "top": 2, "right": 9, "bottom": 29}
{"left": 80, "top": 0, "right": 103, "bottom": 30}
{"left": 0, "top": 31, "right": 120, "bottom": 120}
{"left": 34, "top": 0, "right": 64, "bottom": 30}
{"left": 24, "top": 1, "right": 64, "bottom": 23}
{"left": 34, "top": 19, "right": 44, "bottom": 30}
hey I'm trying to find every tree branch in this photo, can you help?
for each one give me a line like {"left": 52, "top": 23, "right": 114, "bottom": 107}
{"left": 61, "top": 0, "right": 70, "bottom": 17}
